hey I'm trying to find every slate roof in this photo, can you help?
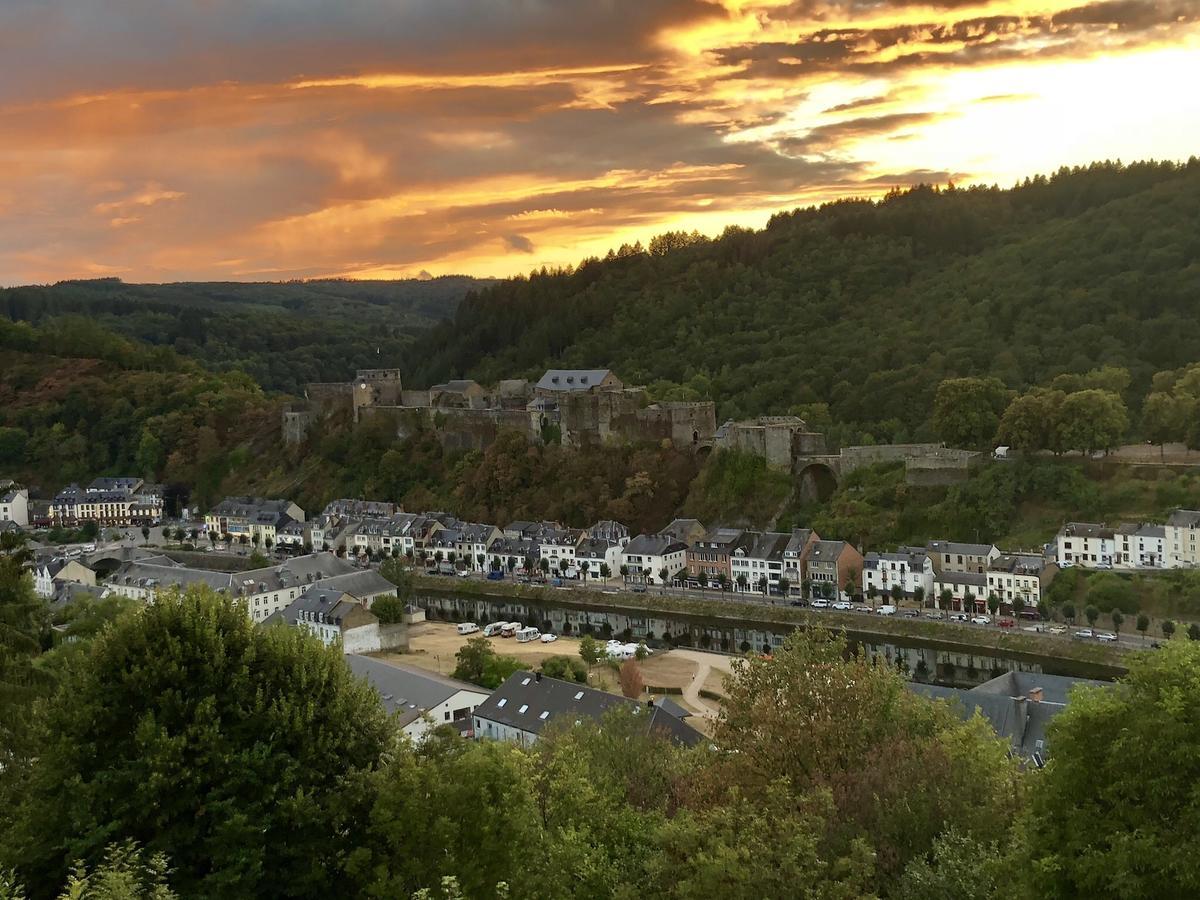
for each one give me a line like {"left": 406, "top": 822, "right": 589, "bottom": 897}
{"left": 271, "top": 587, "right": 360, "bottom": 627}
{"left": 473, "top": 671, "right": 702, "bottom": 747}
{"left": 1167, "top": 509, "right": 1200, "bottom": 528}
{"left": 624, "top": 534, "right": 687, "bottom": 557}
{"left": 784, "top": 528, "right": 815, "bottom": 557}
{"left": 908, "top": 670, "right": 1111, "bottom": 757}
{"left": 934, "top": 570, "right": 988, "bottom": 587}
{"left": 346, "top": 655, "right": 485, "bottom": 717}
{"left": 535, "top": 369, "right": 615, "bottom": 392}
{"left": 927, "top": 540, "right": 997, "bottom": 556}
{"left": 313, "top": 569, "right": 398, "bottom": 600}
{"left": 807, "top": 540, "right": 848, "bottom": 562}
{"left": 587, "top": 520, "right": 630, "bottom": 543}
{"left": 1059, "top": 522, "right": 1114, "bottom": 539}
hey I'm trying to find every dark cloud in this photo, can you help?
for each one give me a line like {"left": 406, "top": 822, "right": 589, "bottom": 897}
{"left": 778, "top": 112, "right": 942, "bottom": 155}
{"left": 1051, "top": 0, "right": 1194, "bottom": 28}
{"left": 823, "top": 95, "right": 891, "bottom": 113}
{"left": 502, "top": 233, "right": 535, "bottom": 253}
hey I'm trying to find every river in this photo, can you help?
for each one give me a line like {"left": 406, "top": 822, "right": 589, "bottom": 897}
{"left": 417, "top": 589, "right": 1123, "bottom": 687}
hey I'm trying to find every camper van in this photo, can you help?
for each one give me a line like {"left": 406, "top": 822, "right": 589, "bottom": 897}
{"left": 456, "top": 622, "right": 480, "bottom": 636}
{"left": 516, "top": 626, "right": 541, "bottom": 643}
{"left": 499, "top": 622, "right": 521, "bottom": 638}
{"left": 482, "top": 622, "right": 506, "bottom": 637}
{"left": 877, "top": 605, "right": 897, "bottom": 616}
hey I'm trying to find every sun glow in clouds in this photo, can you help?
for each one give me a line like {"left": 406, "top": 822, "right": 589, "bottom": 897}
{"left": 0, "top": 0, "right": 1197, "bottom": 283}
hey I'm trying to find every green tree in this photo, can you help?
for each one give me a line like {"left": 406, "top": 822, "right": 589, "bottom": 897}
{"left": 1062, "top": 602, "right": 1077, "bottom": 625}
{"left": 380, "top": 557, "right": 416, "bottom": 607}
{"left": 986, "top": 593, "right": 1000, "bottom": 617}
{"left": 1141, "top": 391, "right": 1190, "bottom": 459}
{"left": 1055, "top": 389, "right": 1129, "bottom": 454}
{"left": 997, "top": 389, "right": 1065, "bottom": 452}
{"left": 1023, "top": 641, "right": 1200, "bottom": 897}
{"left": 1110, "top": 609, "right": 1123, "bottom": 635}
{"left": 578, "top": 634, "right": 602, "bottom": 669}
{"left": 540, "top": 656, "right": 588, "bottom": 683}
{"left": 1012, "top": 595, "right": 1026, "bottom": 619}
{"left": 371, "top": 594, "right": 406, "bottom": 625}
{"left": 1085, "top": 604, "right": 1100, "bottom": 628}
{"left": 1189, "top": 623, "right": 1200, "bottom": 642}
{"left": 1137, "top": 613, "right": 1150, "bottom": 642}
{"left": 894, "top": 827, "right": 1004, "bottom": 900}
{"left": 931, "top": 377, "right": 1009, "bottom": 449}
{"left": 4, "top": 587, "right": 390, "bottom": 899}
{"left": 712, "top": 629, "right": 1021, "bottom": 886}
{"left": 1162, "top": 619, "right": 1176, "bottom": 640}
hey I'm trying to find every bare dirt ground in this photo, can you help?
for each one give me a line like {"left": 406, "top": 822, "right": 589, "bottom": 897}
{"left": 374, "top": 622, "right": 736, "bottom": 717}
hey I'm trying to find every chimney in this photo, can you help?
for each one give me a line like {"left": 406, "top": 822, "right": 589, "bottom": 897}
{"left": 535, "top": 672, "right": 542, "bottom": 682}
{"left": 1028, "top": 686, "right": 1044, "bottom": 703}
{"left": 646, "top": 699, "right": 654, "bottom": 708}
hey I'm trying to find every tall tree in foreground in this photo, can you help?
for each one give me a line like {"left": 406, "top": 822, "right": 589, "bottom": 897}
{"left": 3, "top": 587, "right": 391, "bottom": 900}
{"left": 1023, "top": 641, "right": 1200, "bottom": 897}
{"left": 708, "top": 629, "right": 1021, "bottom": 887}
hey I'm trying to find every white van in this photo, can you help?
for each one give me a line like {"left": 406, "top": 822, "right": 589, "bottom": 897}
{"left": 516, "top": 627, "right": 541, "bottom": 643}
{"left": 878, "top": 605, "right": 897, "bottom": 616}
{"left": 499, "top": 622, "right": 521, "bottom": 638}
{"left": 482, "top": 622, "right": 506, "bottom": 637}
{"left": 456, "top": 622, "right": 480, "bottom": 636}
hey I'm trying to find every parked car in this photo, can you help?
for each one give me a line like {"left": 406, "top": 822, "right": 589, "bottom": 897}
{"left": 997, "top": 618, "right": 1015, "bottom": 628}
{"left": 550, "top": 577, "right": 563, "bottom": 587}
{"left": 540, "top": 633, "right": 558, "bottom": 643}
{"left": 901, "top": 609, "right": 920, "bottom": 618}
{"left": 950, "top": 613, "right": 968, "bottom": 622}
{"left": 971, "top": 615, "right": 991, "bottom": 625}
{"left": 832, "top": 601, "right": 853, "bottom": 610}
{"left": 877, "top": 605, "right": 897, "bottom": 616}
{"left": 457, "top": 570, "right": 471, "bottom": 578}
{"left": 811, "top": 599, "right": 830, "bottom": 609}
{"left": 632, "top": 585, "right": 647, "bottom": 594}
{"left": 1096, "top": 631, "right": 1118, "bottom": 642}
{"left": 486, "top": 571, "right": 504, "bottom": 581}
{"left": 1048, "top": 625, "right": 1068, "bottom": 634}
{"left": 1074, "top": 629, "right": 1095, "bottom": 639}
{"left": 926, "top": 611, "right": 943, "bottom": 620}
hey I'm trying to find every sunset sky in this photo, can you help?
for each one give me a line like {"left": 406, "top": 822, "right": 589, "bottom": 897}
{"left": 1, "top": 0, "right": 1197, "bottom": 285}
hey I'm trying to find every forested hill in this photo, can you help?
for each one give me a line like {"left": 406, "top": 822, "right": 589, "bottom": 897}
{"left": 411, "top": 160, "right": 1200, "bottom": 444}
{"left": 0, "top": 276, "right": 491, "bottom": 394}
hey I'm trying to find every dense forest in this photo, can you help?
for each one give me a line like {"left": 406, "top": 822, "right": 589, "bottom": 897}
{"left": 412, "top": 160, "right": 1200, "bottom": 444}
{"left": 0, "top": 276, "right": 488, "bottom": 394}
{"left": 2, "top": 557, "right": 1198, "bottom": 898}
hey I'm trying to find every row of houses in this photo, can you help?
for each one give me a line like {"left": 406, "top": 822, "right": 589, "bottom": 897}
{"left": 45, "top": 477, "right": 166, "bottom": 528}
{"left": 1055, "top": 511, "right": 1200, "bottom": 571}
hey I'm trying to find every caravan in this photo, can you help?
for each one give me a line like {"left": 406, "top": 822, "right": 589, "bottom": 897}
{"left": 482, "top": 622, "right": 506, "bottom": 637}
{"left": 499, "top": 622, "right": 522, "bottom": 638}
{"left": 516, "top": 627, "right": 541, "bottom": 643}
{"left": 456, "top": 622, "right": 480, "bottom": 635}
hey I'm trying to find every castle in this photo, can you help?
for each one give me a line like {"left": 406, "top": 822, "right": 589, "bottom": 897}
{"left": 283, "top": 368, "right": 718, "bottom": 452}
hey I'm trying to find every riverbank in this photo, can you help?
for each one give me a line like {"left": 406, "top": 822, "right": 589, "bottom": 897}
{"left": 413, "top": 575, "right": 1130, "bottom": 676}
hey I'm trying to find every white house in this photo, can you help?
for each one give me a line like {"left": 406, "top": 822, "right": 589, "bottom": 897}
{"left": 574, "top": 537, "right": 623, "bottom": 581}
{"left": 1055, "top": 523, "right": 1115, "bottom": 569}
{"left": 621, "top": 534, "right": 688, "bottom": 584}
{"left": 1116, "top": 523, "right": 1169, "bottom": 569}
{"left": 34, "top": 558, "right": 97, "bottom": 600}
{"left": 1166, "top": 509, "right": 1200, "bottom": 568}
{"left": 985, "top": 554, "right": 1057, "bottom": 609}
{"left": 346, "top": 655, "right": 489, "bottom": 743}
{"left": 0, "top": 486, "right": 29, "bottom": 527}
{"left": 540, "top": 528, "right": 585, "bottom": 574}
{"left": 730, "top": 531, "right": 790, "bottom": 592}
{"left": 265, "top": 587, "right": 405, "bottom": 654}
{"left": 862, "top": 548, "right": 935, "bottom": 601}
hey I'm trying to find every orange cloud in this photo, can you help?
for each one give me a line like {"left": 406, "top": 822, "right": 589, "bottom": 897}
{"left": 0, "top": 0, "right": 1197, "bottom": 284}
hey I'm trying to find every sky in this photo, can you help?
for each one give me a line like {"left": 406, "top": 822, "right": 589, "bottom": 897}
{"left": 1, "top": 0, "right": 1197, "bottom": 285}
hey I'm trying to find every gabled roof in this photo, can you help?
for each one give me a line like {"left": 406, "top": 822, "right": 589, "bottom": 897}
{"left": 347, "top": 655, "right": 486, "bottom": 716}
{"left": 1167, "top": 509, "right": 1200, "bottom": 528}
{"left": 274, "top": 587, "right": 363, "bottom": 627}
{"left": 807, "top": 540, "right": 848, "bottom": 562}
{"left": 784, "top": 528, "right": 816, "bottom": 556}
{"left": 624, "top": 534, "right": 687, "bottom": 557}
{"left": 1059, "top": 522, "right": 1114, "bottom": 539}
{"left": 535, "top": 369, "right": 615, "bottom": 392}
{"left": 927, "top": 540, "right": 997, "bottom": 556}
{"left": 473, "top": 671, "right": 702, "bottom": 747}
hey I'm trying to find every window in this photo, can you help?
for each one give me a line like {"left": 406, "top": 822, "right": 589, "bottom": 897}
{"left": 574, "top": 691, "right": 584, "bottom": 700}
{"left": 539, "top": 711, "right": 550, "bottom": 720}
{"left": 497, "top": 698, "right": 507, "bottom": 707}
{"left": 518, "top": 704, "right": 528, "bottom": 714}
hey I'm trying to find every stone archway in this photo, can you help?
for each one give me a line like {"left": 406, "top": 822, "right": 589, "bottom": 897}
{"left": 795, "top": 461, "right": 839, "bottom": 503}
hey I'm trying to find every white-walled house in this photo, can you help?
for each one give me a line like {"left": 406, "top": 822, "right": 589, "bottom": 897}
{"left": 730, "top": 531, "right": 790, "bottom": 592}
{"left": 265, "top": 587, "right": 406, "bottom": 654}
{"left": 862, "top": 548, "right": 935, "bottom": 601}
{"left": 1055, "top": 523, "right": 1115, "bottom": 569}
{"left": 621, "top": 534, "right": 688, "bottom": 583}
{"left": 0, "top": 487, "right": 29, "bottom": 527}
{"left": 1116, "top": 523, "right": 1169, "bottom": 569}
{"left": 985, "top": 554, "right": 1057, "bottom": 609}
{"left": 1166, "top": 509, "right": 1200, "bottom": 568}
{"left": 575, "top": 538, "right": 624, "bottom": 581}
{"left": 347, "top": 655, "right": 490, "bottom": 743}
{"left": 539, "top": 528, "right": 585, "bottom": 574}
